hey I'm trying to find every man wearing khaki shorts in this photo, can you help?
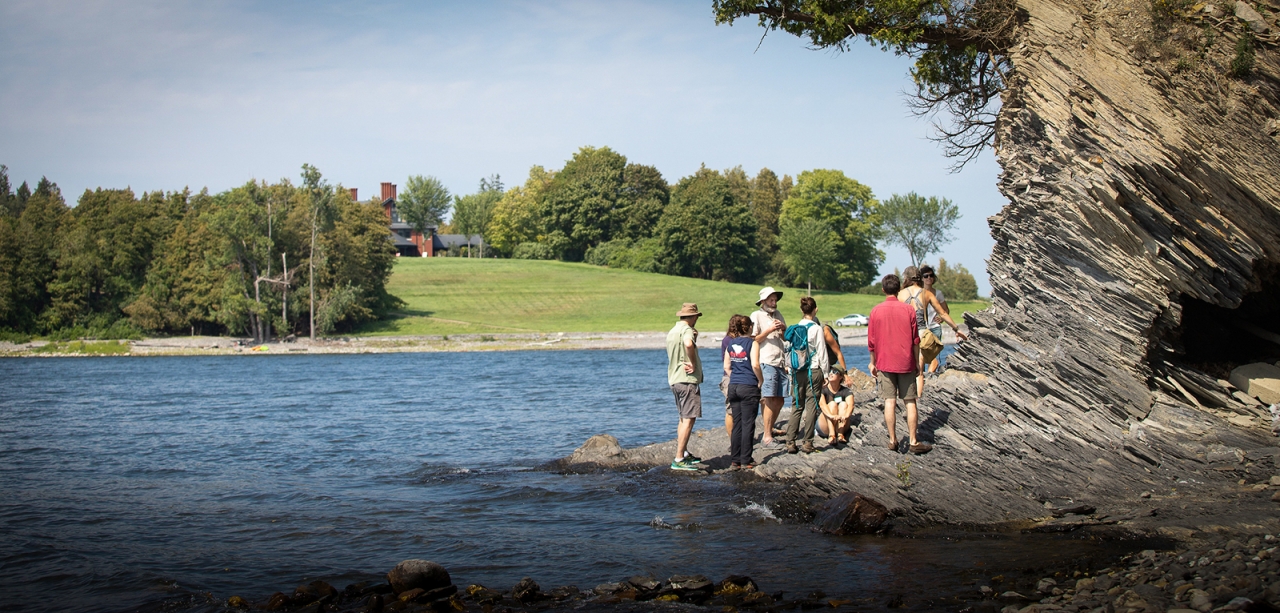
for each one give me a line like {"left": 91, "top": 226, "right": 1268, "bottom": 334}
{"left": 867, "top": 274, "right": 931, "bottom": 454}
{"left": 667, "top": 303, "right": 705, "bottom": 471}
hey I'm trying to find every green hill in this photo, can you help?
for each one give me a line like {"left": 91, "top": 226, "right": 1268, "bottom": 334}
{"left": 357, "top": 258, "right": 986, "bottom": 336}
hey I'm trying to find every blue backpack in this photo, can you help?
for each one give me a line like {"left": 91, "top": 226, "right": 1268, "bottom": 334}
{"left": 783, "top": 323, "right": 812, "bottom": 371}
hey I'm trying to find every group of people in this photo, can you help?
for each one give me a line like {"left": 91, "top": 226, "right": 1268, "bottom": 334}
{"left": 664, "top": 265, "right": 967, "bottom": 471}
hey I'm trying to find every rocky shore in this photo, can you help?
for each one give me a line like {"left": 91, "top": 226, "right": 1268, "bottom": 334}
{"left": 178, "top": 530, "right": 1280, "bottom": 613}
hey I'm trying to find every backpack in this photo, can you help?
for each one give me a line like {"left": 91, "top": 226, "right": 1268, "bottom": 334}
{"left": 783, "top": 322, "right": 812, "bottom": 371}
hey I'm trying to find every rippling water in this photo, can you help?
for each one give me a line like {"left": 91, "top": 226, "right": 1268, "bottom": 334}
{"left": 1, "top": 348, "right": 1148, "bottom": 612}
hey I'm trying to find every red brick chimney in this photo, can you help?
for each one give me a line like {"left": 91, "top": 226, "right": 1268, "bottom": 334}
{"left": 349, "top": 188, "right": 358, "bottom": 201}
{"left": 381, "top": 182, "right": 396, "bottom": 202}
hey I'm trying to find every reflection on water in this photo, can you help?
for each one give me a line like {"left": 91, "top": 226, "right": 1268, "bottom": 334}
{"left": 0, "top": 349, "right": 1139, "bottom": 613}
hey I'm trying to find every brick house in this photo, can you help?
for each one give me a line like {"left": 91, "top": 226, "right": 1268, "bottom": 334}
{"left": 371, "top": 182, "right": 484, "bottom": 257}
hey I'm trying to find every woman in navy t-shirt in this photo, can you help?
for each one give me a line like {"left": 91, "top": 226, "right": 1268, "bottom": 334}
{"left": 722, "top": 314, "right": 762, "bottom": 468}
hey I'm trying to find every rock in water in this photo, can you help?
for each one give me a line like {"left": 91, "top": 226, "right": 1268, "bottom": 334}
{"left": 386, "top": 560, "right": 451, "bottom": 595}
{"left": 567, "top": 434, "right": 623, "bottom": 465}
{"left": 812, "top": 492, "right": 888, "bottom": 534}
{"left": 512, "top": 577, "right": 543, "bottom": 602}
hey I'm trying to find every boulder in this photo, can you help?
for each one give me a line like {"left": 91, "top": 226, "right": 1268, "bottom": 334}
{"left": 386, "top": 559, "right": 451, "bottom": 595}
{"left": 1229, "top": 363, "right": 1280, "bottom": 405}
{"left": 812, "top": 492, "right": 889, "bottom": 534}
{"left": 512, "top": 577, "right": 543, "bottom": 602}
{"left": 570, "top": 437, "right": 624, "bottom": 465}
{"left": 1234, "top": 1, "right": 1270, "bottom": 33}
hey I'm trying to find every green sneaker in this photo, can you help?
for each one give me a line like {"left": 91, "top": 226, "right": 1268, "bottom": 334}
{"left": 683, "top": 453, "right": 703, "bottom": 464}
{"left": 670, "top": 458, "right": 699, "bottom": 471}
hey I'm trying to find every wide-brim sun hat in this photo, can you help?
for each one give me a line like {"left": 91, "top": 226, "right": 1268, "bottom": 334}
{"left": 756, "top": 286, "right": 783, "bottom": 306}
{"left": 676, "top": 303, "right": 702, "bottom": 317}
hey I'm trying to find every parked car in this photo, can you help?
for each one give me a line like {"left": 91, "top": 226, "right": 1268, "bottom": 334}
{"left": 834, "top": 313, "right": 868, "bottom": 327}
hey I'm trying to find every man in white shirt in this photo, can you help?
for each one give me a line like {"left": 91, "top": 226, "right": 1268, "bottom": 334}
{"left": 749, "top": 287, "right": 787, "bottom": 449}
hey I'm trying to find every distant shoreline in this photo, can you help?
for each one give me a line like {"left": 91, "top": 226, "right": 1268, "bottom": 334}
{"left": 0, "top": 327, "right": 969, "bottom": 358}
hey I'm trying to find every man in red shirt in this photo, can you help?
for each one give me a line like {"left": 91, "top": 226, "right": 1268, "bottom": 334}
{"left": 867, "top": 274, "right": 931, "bottom": 454}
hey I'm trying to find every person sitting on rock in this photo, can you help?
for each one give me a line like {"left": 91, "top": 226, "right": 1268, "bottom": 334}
{"left": 817, "top": 364, "right": 854, "bottom": 446}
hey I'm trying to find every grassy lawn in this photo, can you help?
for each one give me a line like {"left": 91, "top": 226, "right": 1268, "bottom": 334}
{"left": 358, "top": 258, "right": 987, "bottom": 336}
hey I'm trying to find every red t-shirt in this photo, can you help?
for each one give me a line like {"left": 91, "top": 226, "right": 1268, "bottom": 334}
{"left": 868, "top": 296, "right": 919, "bottom": 374}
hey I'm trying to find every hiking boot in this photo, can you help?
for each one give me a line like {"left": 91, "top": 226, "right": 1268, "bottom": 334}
{"left": 800, "top": 441, "right": 816, "bottom": 454}
{"left": 785, "top": 442, "right": 798, "bottom": 454}
{"left": 670, "top": 458, "right": 699, "bottom": 471}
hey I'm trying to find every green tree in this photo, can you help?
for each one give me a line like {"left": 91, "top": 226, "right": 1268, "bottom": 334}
{"left": 450, "top": 175, "right": 503, "bottom": 257}
{"left": 45, "top": 188, "right": 175, "bottom": 330}
{"left": 206, "top": 180, "right": 284, "bottom": 342}
{"left": 539, "top": 146, "right": 628, "bottom": 261}
{"left": 398, "top": 175, "right": 451, "bottom": 237}
{"left": 0, "top": 166, "right": 21, "bottom": 218}
{"left": 124, "top": 191, "right": 226, "bottom": 334}
{"left": 712, "top": 0, "right": 1018, "bottom": 168}
{"left": 302, "top": 164, "right": 337, "bottom": 340}
{"left": 779, "top": 217, "right": 838, "bottom": 294}
{"left": 656, "top": 166, "right": 759, "bottom": 282}
{"left": 488, "top": 166, "right": 554, "bottom": 257}
{"left": 779, "top": 169, "right": 881, "bottom": 289}
{"left": 0, "top": 179, "right": 68, "bottom": 331}
{"left": 933, "top": 257, "right": 979, "bottom": 300}
{"left": 615, "top": 163, "right": 669, "bottom": 240}
{"left": 879, "top": 191, "right": 960, "bottom": 267}
{"left": 311, "top": 190, "right": 401, "bottom": 331}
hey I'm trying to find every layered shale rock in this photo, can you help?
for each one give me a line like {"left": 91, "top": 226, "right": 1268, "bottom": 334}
{"left": 565, "top": 0, "right": 1280, "bottom": 533}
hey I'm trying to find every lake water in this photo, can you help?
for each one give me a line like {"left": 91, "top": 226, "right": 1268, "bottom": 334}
{"left": 0, "top": 347, "right": 1150, "bottom": 612}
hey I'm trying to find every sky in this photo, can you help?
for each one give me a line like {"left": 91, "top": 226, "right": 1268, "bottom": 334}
{"left": 0, "top": 0, "right": 1006, "bottom": 294}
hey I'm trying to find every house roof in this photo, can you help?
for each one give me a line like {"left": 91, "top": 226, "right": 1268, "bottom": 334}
{"left": 435, "top": 234, "right": 484, "bottom": 246}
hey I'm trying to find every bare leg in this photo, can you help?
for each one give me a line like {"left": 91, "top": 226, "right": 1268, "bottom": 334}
{"left": 906, "top": 401, "right": 919, "bottom": 445}
{"left": 762, "top": 396, "right": 783, "bottom": 443}
{"left": 675, "top": 417, "right": 696, "bottom": 460}
{"left": 725, "top": 409, "right": 733, "bottom": 435}
{"left": 836, "top": 402, "right": 853, "bottom": 441}
{"left": 928, "top": 358, "right": 940, "bottom": 373}
{"left": 916, "top": 373, "right": 926, "bottom": 402}
{"left": 883, "top": 398, "right": 898, "bottom": 446}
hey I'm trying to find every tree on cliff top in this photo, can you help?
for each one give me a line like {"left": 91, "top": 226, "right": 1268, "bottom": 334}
{"left": 712, "top": 0, "right": 1022, "bottom": 169}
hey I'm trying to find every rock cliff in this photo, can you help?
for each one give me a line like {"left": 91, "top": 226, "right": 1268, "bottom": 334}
{"left": 563, "top": 0, "right": 1280, "bottom": 533}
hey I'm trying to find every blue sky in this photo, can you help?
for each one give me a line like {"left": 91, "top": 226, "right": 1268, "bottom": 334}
{"left": 0, "top": 0, "right": 1004, "bottom": 294}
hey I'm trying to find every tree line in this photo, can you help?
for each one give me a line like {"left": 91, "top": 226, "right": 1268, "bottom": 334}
{"left": 0, "top": 165, "right": 399, "bottom": 341}
{"left": 399, "top": 146, "right": 979, "bottom": 298}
